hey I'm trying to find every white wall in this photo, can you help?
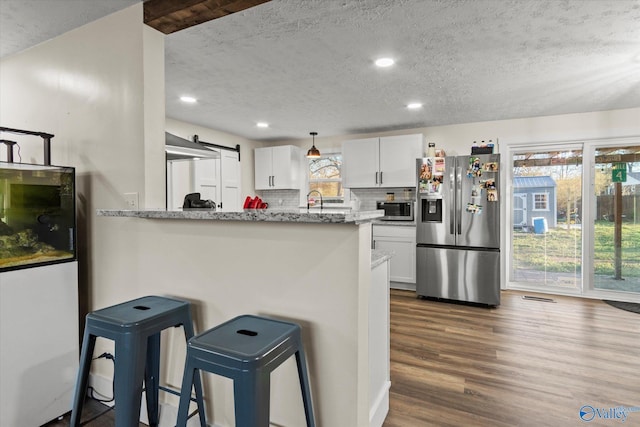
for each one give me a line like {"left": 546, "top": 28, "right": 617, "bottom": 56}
{"left": 275, "top": 107, "right": 640, "bottom": 156}
{"left": 0, "top": 2, "right": 165, "bottom": 377}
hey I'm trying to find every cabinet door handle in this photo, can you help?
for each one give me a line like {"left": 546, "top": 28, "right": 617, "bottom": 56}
{"left": 271, "top": 175, "right": 275, "bottom": 187}
{"left": 375, "top": 172, "right": 378, "bottom": 184}
{"left": 380, "top": 171, "right": 383, "bottom": 184}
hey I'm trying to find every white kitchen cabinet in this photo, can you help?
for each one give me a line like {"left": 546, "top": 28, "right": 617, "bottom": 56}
{"left": 342, "top": 134, "right": 422, "bottom": 188}
{"left": 372, "top": 224, "right": 416, "bottom": 289}
{"left": 342, "top": 138, "right": 379, "bottom": 188}
{"left": 254, "top": 145, "right": 301, "bottom": 190}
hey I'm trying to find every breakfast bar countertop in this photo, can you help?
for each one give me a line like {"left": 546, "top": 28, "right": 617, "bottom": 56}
{"left": 97, "top": 208, "right": 384, "bottom": 224}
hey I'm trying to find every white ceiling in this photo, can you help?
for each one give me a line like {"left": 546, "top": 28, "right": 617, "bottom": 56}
{"left": 1, "top": 0, "right": 639, "bottom": 142}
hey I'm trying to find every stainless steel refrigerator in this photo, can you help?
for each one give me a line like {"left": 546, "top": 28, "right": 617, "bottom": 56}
{"left": 416, "top": 154, "right": 500, "bottom": 306}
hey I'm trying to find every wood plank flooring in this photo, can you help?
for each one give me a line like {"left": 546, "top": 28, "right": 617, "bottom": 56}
{"left": 383, "top": 289, "right": 640, "bottom": 427}
{"left": 42, "top": 398, "right": 144, "bottom": 427}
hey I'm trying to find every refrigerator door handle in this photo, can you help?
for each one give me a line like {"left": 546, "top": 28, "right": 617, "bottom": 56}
{"left": 449, "top": 165, "right": 455, "bottom": 235}
{"left": 456, "top": 165, "right": 462, "bottom": 235}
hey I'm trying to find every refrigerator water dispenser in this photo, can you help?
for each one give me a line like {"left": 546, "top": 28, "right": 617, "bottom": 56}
{"left": 420, "top": 197, "right": 442, "bottom": 222}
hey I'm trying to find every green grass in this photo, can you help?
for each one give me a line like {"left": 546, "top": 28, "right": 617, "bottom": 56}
{"left": 512, "top": 221, "right": 640, "bottom": 278}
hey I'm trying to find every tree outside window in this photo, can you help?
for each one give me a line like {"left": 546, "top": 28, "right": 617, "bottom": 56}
{"left": 308, "top": 154, "right": 343, "bottom": 201}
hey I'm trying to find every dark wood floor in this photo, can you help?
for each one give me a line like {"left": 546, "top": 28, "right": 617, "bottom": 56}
{"left": 383, "top": 289, "right": 640, "bottom": 427}
{"left": 43, "top": 398, "right": 144, "bottom": 427}
{"left": 45, "top": 290, "right": 639, "bottom": 426}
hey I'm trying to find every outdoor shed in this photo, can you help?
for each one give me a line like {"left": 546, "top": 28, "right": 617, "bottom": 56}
{"left": 513, "top": 176, "right": 557, "bottom": 230}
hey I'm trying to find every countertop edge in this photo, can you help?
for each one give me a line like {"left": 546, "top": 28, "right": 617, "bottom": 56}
{"left": 97, "top": 209, "right": 384, "bottom": 224}
{"left": 371, "top": 249, "right": 394, "bottom": 268}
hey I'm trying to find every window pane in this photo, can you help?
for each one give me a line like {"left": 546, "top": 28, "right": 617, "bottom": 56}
{"left": 534, "top": 193, "right": 548, "bottom": 210}
{"left": 309, "top": 155, "right": 343, "bottom": 198}
{"left": 593, "top": 145, "right": 640, "bottom": 293}
{"left": 309, "top": 181, "right": 343, "bottom": 198}
{"left": 511, "top": 149, "right": 582, "bottom": 289}
{"left": 309, "top": 155, "right": 341, "bottom": 180}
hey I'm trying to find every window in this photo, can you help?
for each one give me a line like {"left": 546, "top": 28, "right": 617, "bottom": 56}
{"left": 533, "top": 193, "right": 549, "bottom": 211}
{"left": 308, "top": 153, "right": 343, "bottom": 202}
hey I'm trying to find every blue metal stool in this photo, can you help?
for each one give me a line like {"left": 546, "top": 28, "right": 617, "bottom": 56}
{"left": 70, "top": 296, "right": 206, "bottom": 427}
{"left": 176, "top": 314, "right": 315, "bottom": 427}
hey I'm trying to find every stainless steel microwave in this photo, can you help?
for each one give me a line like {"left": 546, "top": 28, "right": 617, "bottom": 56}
{"left": 376, "top": 201, "right": 414, "bottom": 221}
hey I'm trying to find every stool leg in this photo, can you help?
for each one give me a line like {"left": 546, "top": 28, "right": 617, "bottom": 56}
{"left": 176, "top": 359, "right": 198, "bottom": 427}
{"left": 234, "top": 371, "right": 270, "bottom": 427}
{"left": 295, "top": 348, "right": 316, "bottom": 427}
{"left": 181, "top": 319, "right": 206, "bottom": 427}
{"left": 70, "top": 330, "right": 96, "bottom": 427}
{"left": 114, "top": 334, "right": 147, "bottom": 427}
{"left": 145, "top": 332, "right": 161, "bottom": 427}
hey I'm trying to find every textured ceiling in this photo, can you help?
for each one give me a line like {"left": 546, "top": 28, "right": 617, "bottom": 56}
{"left": 2, "top": 0, "right": 640, "bottom": 142}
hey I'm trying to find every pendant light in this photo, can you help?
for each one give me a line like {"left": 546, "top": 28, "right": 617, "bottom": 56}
{"left": 306, "top": 132, "right": 320, "bottom": 158}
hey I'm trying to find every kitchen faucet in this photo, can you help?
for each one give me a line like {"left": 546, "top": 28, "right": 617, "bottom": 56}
{"left": 306, "top": 190, "right": 323, "bottom": 211}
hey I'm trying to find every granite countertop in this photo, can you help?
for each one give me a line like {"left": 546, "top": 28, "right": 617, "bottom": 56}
{"left": 371, "top": 248, "right": 394, "bottom": 268}
{"left": 97, "top": 208, "right": 384, "bottom": 224}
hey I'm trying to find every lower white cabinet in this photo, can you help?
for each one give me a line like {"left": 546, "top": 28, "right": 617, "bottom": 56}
{"left": 372, "top": 225, "right": 416, "bottom": 289}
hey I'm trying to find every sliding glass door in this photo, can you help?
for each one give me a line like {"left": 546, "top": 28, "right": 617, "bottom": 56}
{"left": 591, "top": 144, "right": 640, "bottom": 294}
{"left": 510, "top": 146, "right": 583, "bottom": 291}
{"left": 507, "top": 138, "right": 640, "bottom": 300}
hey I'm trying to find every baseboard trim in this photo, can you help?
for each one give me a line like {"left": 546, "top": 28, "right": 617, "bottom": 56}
{"left": 369, "top": 380, "right": 391, "bottom": 427}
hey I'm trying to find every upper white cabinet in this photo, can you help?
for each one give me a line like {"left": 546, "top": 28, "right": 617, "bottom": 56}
{"left": 255, "top": 145, "right": 301, "bottom": 190}
{"left": 341, "top": 138, "right": 379, "bottom": 188}
{"left": 342, "top": 134, "right": 423, "bottom": 188}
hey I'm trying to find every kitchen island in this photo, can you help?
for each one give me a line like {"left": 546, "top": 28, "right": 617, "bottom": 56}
{"left": 94, "top": 208, "right": 389, "bottom": 427}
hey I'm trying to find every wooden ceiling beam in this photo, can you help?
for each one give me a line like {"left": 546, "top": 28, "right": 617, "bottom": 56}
{"left": 144, "top": 0, "right": 271, "bottom": 34}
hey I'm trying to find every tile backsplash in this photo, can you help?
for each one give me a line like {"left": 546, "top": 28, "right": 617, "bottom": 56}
{"left": 350, "top": 188, "right": 415, "bottom": 210}
{"left": 256, "top": 187, "right": 416, "bottom": 210}
{"left": 256, "top": 189, "right": 300, "bottom": 208}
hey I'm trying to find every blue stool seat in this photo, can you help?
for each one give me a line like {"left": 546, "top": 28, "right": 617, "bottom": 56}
{"left": 177, "top": 314, "right": 315, "bottom": 427}
{"left": 70, "top": 296, "right": 206, "bottom": 427}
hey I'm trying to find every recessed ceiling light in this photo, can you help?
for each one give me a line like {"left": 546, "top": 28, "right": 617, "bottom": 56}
{"left": 180, "top": 96, "right": 197, "bottom": 103}
{"left": 407, "top": 103, "right": 423, "bottom": 109}
{"left": 375, "top": 58, "right": 395, "bottom": 67}
{"left": 256, "top": 122, "right": 269, "bottom": 128}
